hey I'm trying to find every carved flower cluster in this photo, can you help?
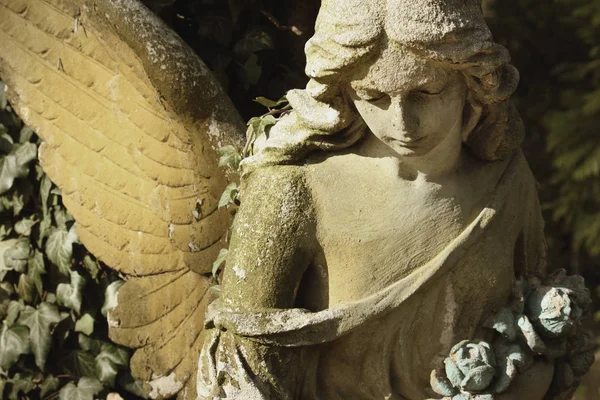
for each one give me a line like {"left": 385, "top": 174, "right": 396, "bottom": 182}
{"left": 431, "top": 270, "right": 594, "bottom": 400}
{"left": 431, "top": 341, "right": 496, "bottom": 399}
{"left": 430, "top": 340, "right": 532, "bottom": 399}
{"left": 485, "top": 270, "right": 591, "bottom": 359}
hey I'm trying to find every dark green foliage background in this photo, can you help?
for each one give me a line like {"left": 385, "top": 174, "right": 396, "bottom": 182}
{"left": 0, "top": 0, "right": 599, "bottom": 399}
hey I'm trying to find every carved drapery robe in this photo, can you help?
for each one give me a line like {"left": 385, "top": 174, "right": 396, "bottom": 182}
{"left": 197, "top": 150, "right": 547, "bottom": 400}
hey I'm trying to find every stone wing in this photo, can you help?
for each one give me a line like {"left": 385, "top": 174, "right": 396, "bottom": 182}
{"left": 0, "top": 0, "right": 244, "bottom": 398}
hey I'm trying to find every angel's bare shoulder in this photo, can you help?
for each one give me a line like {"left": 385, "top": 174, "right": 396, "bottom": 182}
{"left": 221, "top": 164, "right": 317, "bottom": 311}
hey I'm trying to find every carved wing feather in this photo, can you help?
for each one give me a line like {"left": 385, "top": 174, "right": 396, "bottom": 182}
{"left": 0, "top": 0, "right": 244, "bottom": 397}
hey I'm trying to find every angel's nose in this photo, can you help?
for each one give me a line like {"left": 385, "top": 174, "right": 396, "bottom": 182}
{"left": 391, "top": 96, "right": 420, "bottom": 138}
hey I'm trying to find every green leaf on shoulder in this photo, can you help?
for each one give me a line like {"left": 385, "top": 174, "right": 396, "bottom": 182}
{"left": 253, "top": 96, "right": 288, "bottom": 108}
{"left": 218, "top": 145, "right": 242, "bottom": 170}
{"left": 218, "top": 182, "right": 239, "bottom": 209}
{"left": 212, "top": 248, "right": 229, "bottom": 277}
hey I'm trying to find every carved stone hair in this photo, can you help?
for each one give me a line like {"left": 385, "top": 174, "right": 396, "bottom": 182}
{"left": 242, "top": 0, "right": 524, "bottom": 173}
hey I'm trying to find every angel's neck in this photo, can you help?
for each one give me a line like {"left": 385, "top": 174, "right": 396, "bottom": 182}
{"left": 357, "top": 131, "right": 464, "bottom": 182}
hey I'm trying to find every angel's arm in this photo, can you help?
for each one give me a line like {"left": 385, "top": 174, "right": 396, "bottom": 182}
{"left": 221, "top": 165, "right": 317, "bottom": 311}
{"left": 197, "top": 165, "right": 317, "bottom": 399}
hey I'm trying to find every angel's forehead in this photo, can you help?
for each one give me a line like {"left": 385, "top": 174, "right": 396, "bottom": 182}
{"left": 349, "top": 44, "right": 454, "bottom": 94}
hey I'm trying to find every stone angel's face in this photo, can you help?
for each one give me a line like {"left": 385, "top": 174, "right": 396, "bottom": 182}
{"left": 348, "top": 45, "right": 468, "bottom": 157}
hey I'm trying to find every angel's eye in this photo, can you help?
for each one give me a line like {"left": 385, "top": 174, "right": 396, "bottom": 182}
{"left": 415, "top": 86, "right": 445, "bottom": 96}
{"left": 364, "top": 93, "right": 388, "bottom": 103}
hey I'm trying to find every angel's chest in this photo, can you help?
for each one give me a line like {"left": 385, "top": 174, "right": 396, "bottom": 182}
{"left": 315, "top": 184, "right": 467, "bottom": 261}
{"left": 308, "top": 172, "right": 471, "bottom": 302}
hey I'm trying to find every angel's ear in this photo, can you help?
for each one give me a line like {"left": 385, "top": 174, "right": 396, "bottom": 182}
{"left": 462, "top": 92, "right": 483, "bottom": 143}
{"left": 464, "top": 101, "right": 525, "bottom": 161}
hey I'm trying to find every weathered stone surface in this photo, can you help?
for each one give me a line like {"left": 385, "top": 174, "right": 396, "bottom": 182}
{"left": 0, "top": 0, "right": 593, "bottom": 399}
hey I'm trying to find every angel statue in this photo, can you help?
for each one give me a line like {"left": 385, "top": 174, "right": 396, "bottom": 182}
{"left": 0, "top": 0, "right": 594, "bottom": 399}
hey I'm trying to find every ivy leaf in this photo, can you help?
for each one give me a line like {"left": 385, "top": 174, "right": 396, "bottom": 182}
{"left": 14, "top": 142, "right": 37, "bottom": 168}
{"left": 14, "top": 217, "right": 36, "bottom": 237}
{"left": 118, "top": 372, "right": 148, "bottom": 399}
{"left": 8, "top": 371, "right": 35, "bottom": 400}
{"left": 0, "top": 323, "right": 30, "bottom": 371}
{"left": 218, "top": 182, "right": 239, "bottom": 209}
{"left": 253, "top": 96, "right": 287, "bottom": 109}
{"left": 0, "top": 142, "right": 37, "bottom": 195}
{"left": 18, "top": 126, "right": 34, "bottom": 144}
{"left": 46, "top": 225, "right": 77, "bottom": 275}
{"left": 60, "top": 351, "right": 96, "bottom": 378}
{"left": 0, "top": 239, "right": 18, "bottom": 280}
{"left": 53, "top": 206, "right": 73, "bottom": 230}
{"left": 0, "top": 286, "right": 10, "bottom": 320}
{"left": 228, "top": 0, "right": 243, "bottom": 24}
{"left": 0, "top": 131, "right": 13, "bottom": 153}
{"left": 245, "top": 114, "right": 277, "bottom": 145}
{"left": 10, "top": 183, "right": 31, "bottom": 216}
{"left": 27, "top": 250, "right": 46, "bottom": 296}
{"left": 17, "top": 302, "right": 61, "bottom": 370}
{"left": 253, "top": 96, "right": 279, "bottom": 108}
{"left": 40, "top": 175, "right": 52, "bottom": 215}
{"left": 233, "top": 31, "right": 273, "bottom": 58}
{"left": 81, "top": 255, "right": 100, "bottom": 280}
{"left": 78, "top": 334, "right": 103, "bottom": 355}
{"left": 57, "top": 271, "right": 85, "bottom": 314}
{"left": 16, "top": 273, "right": 36, "bottom": 303}
{"left": 95, "top": 354, "right": 118, "bottom": 387}
{"left": 101, "top": 280, "right": 124, "bottom": 317}
{"left": 58, "top": 377, "right": 103, "bottom": 400}
{"left": 75, "top": 314, "right": 94, "bottom": 336}
{"left": 4, "top": 238, "right": 32, "bottom": 273}
{"left": 0, "top": 224, "right": 12, "bottom": 240}
{"left": 6, "top": 300, "right": 24, "bottom": 325}
{"left": 38, "top": 175, "right": 53, "bottom": 246}
{"left": 241, "top": 53, "right": 262, "bottom": 88}
{"left": 218, "top": 145, "right": 242, "bottom": 170}
{"left": 0, "top": 81, "right": 6, "bottom": 110}
{"left": 40, "top": 374, "right": 60, "bottom": 398}
{"left": 97, "top": 342, "right": 129, "bottom": 367}
{"left": 212, "top": 248, "right": 228, "bottom": 277}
